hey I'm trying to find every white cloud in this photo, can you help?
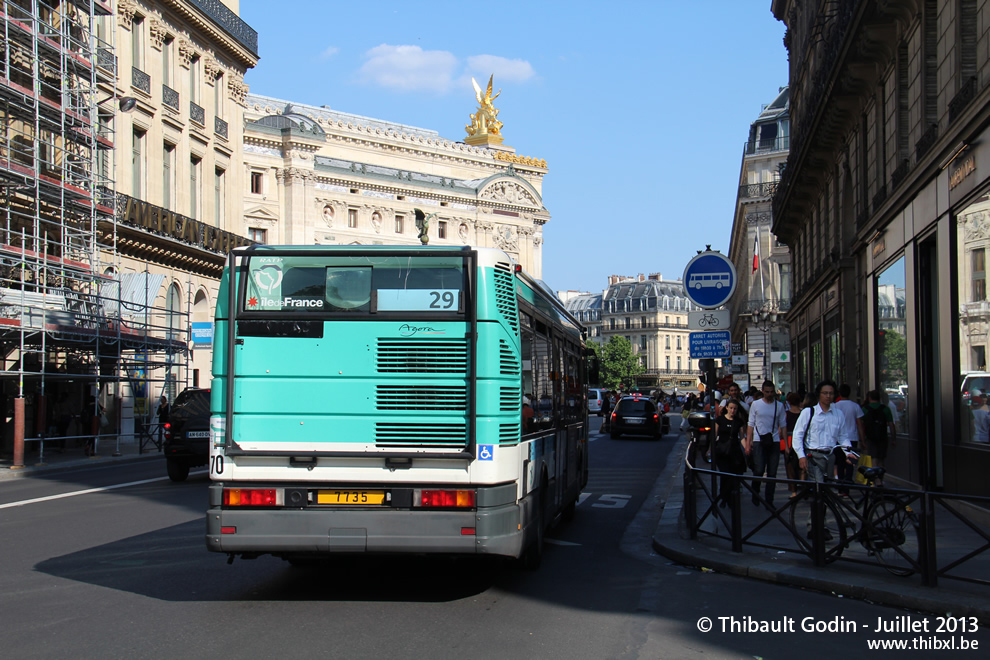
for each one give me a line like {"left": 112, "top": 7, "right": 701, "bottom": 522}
{"left": 319, "top": 46, "right": 340, "bottom": 60}
{"left": 465, "top": 55, "right": 536, "bottom": 83}
{"left": 357, "top": 44, "right": 459, "bottom": 93}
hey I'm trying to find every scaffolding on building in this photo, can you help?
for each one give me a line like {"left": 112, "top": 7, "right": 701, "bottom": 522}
{"left": 0, "top": 0, "right": 187, "bottom": 463}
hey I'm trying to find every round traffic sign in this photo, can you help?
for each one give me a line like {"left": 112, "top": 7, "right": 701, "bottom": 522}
{"left": 682, "top": 251, "right": 737, "bottom": 308}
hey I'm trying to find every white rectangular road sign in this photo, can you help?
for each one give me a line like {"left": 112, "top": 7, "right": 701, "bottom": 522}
{"left": 688, "top": 310, "right": 730, "bottom": 331}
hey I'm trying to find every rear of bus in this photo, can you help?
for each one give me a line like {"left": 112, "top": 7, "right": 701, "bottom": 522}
{"left": 206, "top": 246, "right": 551, "bottom": 562}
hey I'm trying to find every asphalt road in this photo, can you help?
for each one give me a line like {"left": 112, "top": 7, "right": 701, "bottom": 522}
{"left": 1, "top": 425, "right": 984, "bottom": 659}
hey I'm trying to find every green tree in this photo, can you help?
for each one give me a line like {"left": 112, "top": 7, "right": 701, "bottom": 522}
{"left": 879, "top": 329, "right": 908, "bottom": 389}
{"left": 600, "top": 336, "right": 641, "bottom": 390}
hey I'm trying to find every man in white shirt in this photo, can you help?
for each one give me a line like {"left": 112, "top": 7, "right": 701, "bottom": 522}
{"left": 792, "top": 380, "right": 855, "bottom": 483}
{"left": 745, "top": 379, "right": 787, "bottom": 507}
{"left": 833, "top": 383, "right": 866, "bottom": 489}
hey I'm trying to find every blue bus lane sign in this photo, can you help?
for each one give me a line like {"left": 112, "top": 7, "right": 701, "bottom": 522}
{"left": 682, "top": 250, "right": 737, "bottom": 309}
{"left": 690, "top": 331, "right": 732, "bottom": 359}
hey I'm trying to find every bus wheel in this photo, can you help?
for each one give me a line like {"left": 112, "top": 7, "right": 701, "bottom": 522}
{"left": 520, "top": 476, "right": 547, "bottom": 570}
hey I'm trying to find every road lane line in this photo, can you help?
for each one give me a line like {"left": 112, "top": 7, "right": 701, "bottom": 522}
{"left": 0, "top": 470, "right": 207, "bottom": 509}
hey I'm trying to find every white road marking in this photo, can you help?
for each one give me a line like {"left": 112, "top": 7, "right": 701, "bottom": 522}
{"left": 577, "top": 492, "right": 593, "bottom": 506}
{"left": 545, "top": 538, "right": 580, "bottom": 546}
{"left": 0, "top": 470, "right": 207, "bottom": 509}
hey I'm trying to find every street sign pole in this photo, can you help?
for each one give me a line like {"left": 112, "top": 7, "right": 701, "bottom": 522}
{"left": 683, "top": 248, "right": 738, "bottom": 435}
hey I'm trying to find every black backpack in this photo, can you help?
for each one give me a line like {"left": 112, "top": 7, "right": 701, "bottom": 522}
{"left": 863, "top": 404, "right": 888, "bottom": 442}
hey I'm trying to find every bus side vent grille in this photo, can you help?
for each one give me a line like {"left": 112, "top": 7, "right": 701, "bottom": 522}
{"left": 499, "top": 423, "right": 520, "bottom": 442}
{"left": 500, "top": 387, "right": 520, "bottom": 412}
{"left": 493, "top": 263, "right": 519, "bottom": 335}
{"left": 375, "top": 423, "right": 468, "bottom": 448}
{"left": 376, "top": 339, "right": 468, "bottom": 373}
{"left": 376, "top": 386, "right": 468, "bottom": 411}
{"left": 499, "top": 339, "right": 521, "bottom": 375}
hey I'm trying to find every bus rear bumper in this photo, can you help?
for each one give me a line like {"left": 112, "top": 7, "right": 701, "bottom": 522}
{"left": 206, "top": 497, "right": 526, "bottom": 559}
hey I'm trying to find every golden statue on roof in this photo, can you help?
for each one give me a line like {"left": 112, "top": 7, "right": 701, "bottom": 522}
{"left": 465, "top": 75, "right": 505, "bottom": 146}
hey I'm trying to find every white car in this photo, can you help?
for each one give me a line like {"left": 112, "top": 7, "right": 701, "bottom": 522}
{"left": 588, "top": 388, "right": 606, "bottom": 414}
{"left": 961, "top": 372, "right": 990, "bottom": 404}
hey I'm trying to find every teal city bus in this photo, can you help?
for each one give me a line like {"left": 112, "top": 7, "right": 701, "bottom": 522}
{"left": 206, "top": 245, "right": 589, "bottom": 566}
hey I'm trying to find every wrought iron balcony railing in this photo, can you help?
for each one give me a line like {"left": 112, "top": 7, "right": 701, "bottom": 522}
{"left": 744, "top": 136, "right": 790, "bottom": 155}
{"left": 162, "top": 84, "right": 179, "bottom": 111}
{"left": 916, "top": 123, "right": 939, "bottom": 161}
{"left": 96, "top": 48, "right": 116, "bottom": 76}
{"left": 215, "top": 117, "right": 228, "bottom": 139}
{"left": 190, "top": 102, "right": 205, "bottom": 126}
{"left": 739, "top": 181, "right": 779, "bottom": 199}
{"left": 131, "top": 67, "right": 150, "bottom": 94}
{"left": 949, "top": 76, "right": 978, "bottom": 125}
{"left": 189, "top": 0, "right": 259, "bottom": 57}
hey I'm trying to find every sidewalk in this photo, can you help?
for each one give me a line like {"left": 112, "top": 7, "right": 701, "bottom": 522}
{"left": 0, "top": 435, "right": 162, "bottom": 481}
{"left": 652, "top": 434, "right": 990, "bottom": 623}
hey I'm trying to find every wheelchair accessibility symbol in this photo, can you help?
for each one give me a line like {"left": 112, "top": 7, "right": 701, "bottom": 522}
{"left": 478, "top": 445, "right": 494, "bottom": 461}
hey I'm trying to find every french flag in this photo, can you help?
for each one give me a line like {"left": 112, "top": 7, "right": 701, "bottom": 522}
{"left": 752, "top": 231, "right": 759, "bottom": 273}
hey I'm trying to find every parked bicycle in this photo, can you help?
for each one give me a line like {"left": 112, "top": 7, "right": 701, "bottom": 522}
{"left": 788, "top": 462, "right": 921, "bottom": 576}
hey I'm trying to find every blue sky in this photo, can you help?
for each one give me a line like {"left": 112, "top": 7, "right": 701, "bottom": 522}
{"left": 238, "top": 0, "right": 788, "bottom": 294}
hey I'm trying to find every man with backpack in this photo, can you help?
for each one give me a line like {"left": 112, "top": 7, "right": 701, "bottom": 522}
{"left": 862, "top": 389, "right": 897, "bottom": 470}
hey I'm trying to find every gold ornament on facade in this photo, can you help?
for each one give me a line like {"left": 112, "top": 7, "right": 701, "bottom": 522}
{"left": 492, "top": 151, "right": 547, "bottom": 168}
{"left": 465, "top": 75, "right": 504, "bottom": 147}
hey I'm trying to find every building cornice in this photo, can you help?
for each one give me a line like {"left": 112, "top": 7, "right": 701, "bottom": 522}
{"left": 160, "top": 0, "right": 259, "bottom": 68}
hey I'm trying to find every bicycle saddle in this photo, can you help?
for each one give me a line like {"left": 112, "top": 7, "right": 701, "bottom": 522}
{"left": 858, "top": 465, "right": 886, "bottom": 482}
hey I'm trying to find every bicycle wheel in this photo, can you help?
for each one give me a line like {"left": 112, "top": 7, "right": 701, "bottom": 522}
{"left": 788, "top": 488, "right": 847, "bottom": 563}
{"left": 866, "top": 497, "right": 920, "bottom": 576}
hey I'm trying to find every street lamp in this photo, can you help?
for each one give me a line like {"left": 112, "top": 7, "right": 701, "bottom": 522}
{"left": 754, "top": 303, "right": 779, "bottom": 381}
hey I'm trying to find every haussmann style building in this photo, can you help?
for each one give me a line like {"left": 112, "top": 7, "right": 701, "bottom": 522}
{"left": 771, "top": 0, "right": 990, "bottom": 494}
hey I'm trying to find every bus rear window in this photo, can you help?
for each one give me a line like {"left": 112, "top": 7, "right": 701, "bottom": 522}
{"left": 243, "top": 255, "right": 466, "bottom": 315}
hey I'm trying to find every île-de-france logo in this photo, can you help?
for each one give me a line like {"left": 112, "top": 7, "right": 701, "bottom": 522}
{"left": 249, "top": 265, "right": 283, "bottom": 307}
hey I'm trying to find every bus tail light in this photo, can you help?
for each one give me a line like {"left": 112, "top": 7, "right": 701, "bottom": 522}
{"left": 417, "top": 489, "right": 476, "bottom": 508}
{"left": 224, "top": 488, "right": 278, "bottom": 506}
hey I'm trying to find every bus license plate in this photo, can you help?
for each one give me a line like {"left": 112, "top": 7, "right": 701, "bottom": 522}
{"left": 317, "top": 490, "right": 385, "bottom": 505}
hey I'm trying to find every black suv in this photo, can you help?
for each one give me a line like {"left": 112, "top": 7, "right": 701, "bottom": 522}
{"left": 163, "top": 387, "right": 211, "bottom": 482}
{"left": 609, "top": 395, "right": 669, "bottom": 440}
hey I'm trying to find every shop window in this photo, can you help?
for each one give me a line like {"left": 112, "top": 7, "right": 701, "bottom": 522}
{"left": 971, "top": 248, "right": 986, "bottom": 302}
{"left": 877, "top": 256, "right": 908, "bottom": 435}
{"left": 956, "top": 191, "right": 990, "bottom": 444}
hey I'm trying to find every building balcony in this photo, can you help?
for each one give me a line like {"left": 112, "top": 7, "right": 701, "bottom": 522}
{"left": 215, "top": 116, "right": 228, "bottom": 139}
{"left": 96, "top": 48, "right": 116, "bottom": 77}
{"left": 162, "top": 84, "right": 179, "bottom": 112}
{"left": 189, "top": 0, "right": 259, "bottom": 58}
{"left": 739, "top": 181, "right": 779, "bottom": 199}
{"left": 960, "top": 300, "right": 990, "bottom": 319}
{"left": 744, "top": 136, "right": 790, "bottom": 155}
{"left": 190, "top": 101, "right": 205, "bottom": 126}
{"left": 131, "top": 67, "right": 150, "bottom": 95}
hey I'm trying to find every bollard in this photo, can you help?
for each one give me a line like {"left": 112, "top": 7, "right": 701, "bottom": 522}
{"left": 810, "top": 484, "right": 825, "bottom": 567}
{"left": 919, "top": 491, "right": 937, "bottom": 587}
{"left": 684, "top": 461, "right": 697, "bottom": 539}
{"left": 12, "top": 397, "right": 25, "bottom": 469}
{"left": 730, "top": 477, "right": 742, "bottom": 552}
